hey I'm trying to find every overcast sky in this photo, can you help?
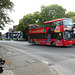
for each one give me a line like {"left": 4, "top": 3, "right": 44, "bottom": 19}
{"left": 1, "top": 0, "right": 75, "bottom": 34}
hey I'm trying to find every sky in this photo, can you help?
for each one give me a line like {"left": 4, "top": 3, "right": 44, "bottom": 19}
{"left": 1, "top": 0, "right": 75, "bottom": 34}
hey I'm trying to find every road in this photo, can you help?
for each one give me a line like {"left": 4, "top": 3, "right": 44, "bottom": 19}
{"left": 0, "top": 41, "right": 75, "bottom": 75}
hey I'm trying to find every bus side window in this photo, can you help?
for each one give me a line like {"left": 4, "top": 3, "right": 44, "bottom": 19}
{"left": 51, "top": 33, "right": 57, "bottom": 39}
{"left": 50, "top": 22, "right": 56, "bottom": 31}
{"left": 57, "top": 33, "right": 63, "bottom": 40}
{"left": 51, "top": 33, "right": 62, "bottom": 39}
{"left": 55, "top": 21, "right": 60, "bottom": 26}
{"left": 55, "top": 21, "right": 63, "bottom": 26}
{"left": 60, "top": 21, "right": 63, "bottom": 25}
{"left": 44, "top": 23, "right": 51, "bottom": 27}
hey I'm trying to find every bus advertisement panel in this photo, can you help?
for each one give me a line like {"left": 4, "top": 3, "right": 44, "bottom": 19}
{"left": 28, "top": 18, "right": 74, "bottom": 46}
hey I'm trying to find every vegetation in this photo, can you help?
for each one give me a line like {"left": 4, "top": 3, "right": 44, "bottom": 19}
{"left": 0, "top": 0, "right": 14, "bottom": 29}
{"left": 71, "top": 16, "right": 75, "bottom": 22}
{"left": 13, "top": 38, "right": 26, "bottom": 41}
{"left": 18, "top": 39, "right": 26, "bottom": 41}
{"left": 5, "top": 38, "right": 11, "bottom": 40}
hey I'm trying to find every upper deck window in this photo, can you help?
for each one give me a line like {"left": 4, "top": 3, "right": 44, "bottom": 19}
{"left": 63, "top": 19, "right": 73, "bottom": 28}
{"left": 55, "top": 21, "right": 63, "bottom": 26}
{"left": 44, "top": 21, "right": 63, "bottom": 27}
{"left": 44, "top": 23, "right": 51, "bottom": 27}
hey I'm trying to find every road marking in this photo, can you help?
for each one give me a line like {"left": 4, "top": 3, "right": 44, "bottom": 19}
{"left": 42, "top": 60, "right": 63, "bottom": 75}
{"left": 6, "top": 52, "right": 12, "bottom": 54}
{"left": 51, "top": 66, "right": 63, "bottom": 75}
{"left": 42, "top": 60, "right": 48, "bottom": 64}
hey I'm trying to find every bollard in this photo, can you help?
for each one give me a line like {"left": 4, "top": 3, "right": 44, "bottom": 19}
{"left": 0, "top": 58, "right": 5, "bottom": 65}
{"left": 0, "top": 58, "right": 5, "bottom": 73}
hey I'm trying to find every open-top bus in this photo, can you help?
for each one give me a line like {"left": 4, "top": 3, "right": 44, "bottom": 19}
{"left": 28, "top": 18, "right": 75, "bottom": 46}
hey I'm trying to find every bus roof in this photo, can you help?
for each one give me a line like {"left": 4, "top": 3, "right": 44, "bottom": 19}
{"left": 44, "top": 18, "right": 70, "bottom": 24}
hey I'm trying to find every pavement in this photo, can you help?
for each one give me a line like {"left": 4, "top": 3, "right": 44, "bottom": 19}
{"left": 0, "top": 44, "right": 54, "bottom": 75}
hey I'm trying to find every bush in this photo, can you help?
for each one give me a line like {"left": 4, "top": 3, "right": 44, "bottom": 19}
{"left": 13, "top": 38, "right": 16, "bottom": 41}
{"left": 18, "top": 39, "right": 26, "bottom": 41}
{"left": 13, "top": 38, "right": 26, "bottom": 41}
{"left": 5, "top": 38, "right": 11, "bottom": 40}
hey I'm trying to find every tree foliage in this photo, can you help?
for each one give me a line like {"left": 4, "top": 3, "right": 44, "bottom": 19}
{"left": 0, "top": 0, "right": 14, "bottom": 29}
{"left": 8, "top": 28, "right": 13, "bottom": 32}
{"left": 71, "top": 16, "right": 75, "bottom": 22}
{"left": 66, "top": 11, "right": 75, "bottom": 18}
{"left": 40, "top": 4, "right": 66, "bottom": 21}
{"left": 16, "top": 14, "right": 36, "bottom": 35}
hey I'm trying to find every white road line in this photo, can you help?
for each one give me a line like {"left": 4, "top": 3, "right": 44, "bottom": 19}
{"left": 42, "top": 60, "right": 48, "bottom": 64}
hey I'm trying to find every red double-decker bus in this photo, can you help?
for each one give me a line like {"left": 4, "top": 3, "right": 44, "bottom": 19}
{"left": 28, "top": 18, "right": 74, "bottom": 46}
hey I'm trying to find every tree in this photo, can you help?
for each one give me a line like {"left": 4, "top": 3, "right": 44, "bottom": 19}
{"left": 66, "top": 11, "right": 75, "bottom": 18}
{"left": 16, "top": 14, "right": 36, "bottom": 35}
{"left": 8, "top": 28, "right": 13, "bottom": 32}
{"left": 0, "top": 0, "right": 14, "bottom": 29}
{"left": 71, "top": 16, "right": 75, "bottom": 22}
{"left": 40, "top": 4, "right": 66, "bottom": 21}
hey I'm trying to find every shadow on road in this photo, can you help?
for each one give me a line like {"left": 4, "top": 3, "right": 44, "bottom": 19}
{"left": 28, "top": 43, "right": 75, "bottom": 48}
